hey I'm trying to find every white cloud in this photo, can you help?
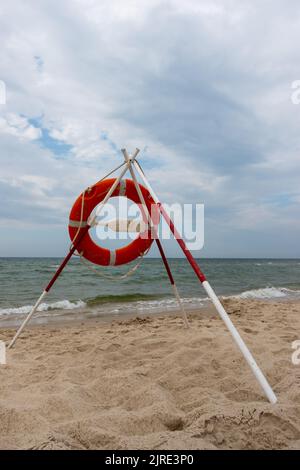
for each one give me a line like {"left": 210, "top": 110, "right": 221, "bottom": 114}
{"left": 0, "top": 113, "right": 41, "bottom": 140}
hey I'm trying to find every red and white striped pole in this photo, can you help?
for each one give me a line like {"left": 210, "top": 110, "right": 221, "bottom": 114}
{"left": 132, "top": 158, "right": 277, "bottom": 404}
{"left": 122, "top": 149, "right": 189, "bottom": 328}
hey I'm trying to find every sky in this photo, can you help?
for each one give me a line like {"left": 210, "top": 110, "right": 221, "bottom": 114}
{"left": 0, "top": 0, "right": 300, "bottom": 258}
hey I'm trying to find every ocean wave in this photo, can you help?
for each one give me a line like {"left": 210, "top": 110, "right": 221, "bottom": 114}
{"left": 0, "top": 300, "right": 86, "bottom": 316}
{"left": 231, "top": 286, "right": 300, "bottom": 300}
{"left": 86, "top": 293, "right": 208, "bottom": 309}
{"left": 0, "top": 294, "right": 206, "bottom": 318}
{"left": 86, "top": 293, "right": 167, "bottom": 306}
{"left": 1, "top": 285, "right": 299, "bottom": 319}
{"left": 133, "top": 296, "right": 207, "bottom": 311}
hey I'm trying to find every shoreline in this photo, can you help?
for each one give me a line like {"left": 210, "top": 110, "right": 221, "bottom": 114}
{"left": 0, "top": 296, "right": 298, "bottom": 330}
{"left": 0, "top": 303, "right": 217, "bottom": 332}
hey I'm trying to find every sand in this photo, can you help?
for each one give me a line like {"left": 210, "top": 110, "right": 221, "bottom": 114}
{"left": 0, "top": 298, "right": 300, "bottom": 450}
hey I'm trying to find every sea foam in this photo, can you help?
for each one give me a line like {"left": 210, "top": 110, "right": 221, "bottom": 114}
{"left": 232, "top": 286, "right": 300, "bottom": 300}
{"left": 0, "top": 299, "right": 86, "bottom": 316}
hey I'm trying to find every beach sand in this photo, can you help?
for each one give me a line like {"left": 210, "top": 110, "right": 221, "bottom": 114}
{"left": 0, "top": 298, "right": 300, "bottom": 450}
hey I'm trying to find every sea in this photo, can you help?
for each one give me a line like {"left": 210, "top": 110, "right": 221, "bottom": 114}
{"left": 0, "top": 257, "right": 300, "bottom": 325}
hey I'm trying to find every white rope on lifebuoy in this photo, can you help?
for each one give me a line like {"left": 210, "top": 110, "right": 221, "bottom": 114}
{"left": 79, "top": 246, "right": 150, "bottom": 280}
{"left": 109, "top": 250, "right": 116, "bottom": 266}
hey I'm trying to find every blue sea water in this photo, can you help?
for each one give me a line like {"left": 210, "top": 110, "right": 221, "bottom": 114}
{"left": 0, "top": 257, "right": 300, "bottom": 323}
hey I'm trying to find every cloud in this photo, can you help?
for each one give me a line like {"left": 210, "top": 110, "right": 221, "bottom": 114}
{"left": 0, "top": 113, "right": 41, "bottom": 140}
{"left": 0, "top": 0, "right": 300, "bottom": 256}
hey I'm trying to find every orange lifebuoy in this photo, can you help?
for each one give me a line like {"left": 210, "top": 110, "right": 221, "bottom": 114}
{"left": 68, "top": 178, "right": 159, "bottom": 266}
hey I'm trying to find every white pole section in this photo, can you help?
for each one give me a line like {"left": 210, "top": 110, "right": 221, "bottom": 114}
{"left": 122, "top": 149, "right": 153, "bottom": 229}
{"left": 172, "top": 283, "right": 190, "bottom": 329}
{"left": 132, "top": 159, "right": 277, "bottom": 404}
{"left": 202, "top": 281, "right": 277, "bottom": 404}
{"left": 88, "top": 157, "right": 136, "bottom": 226}
{"left": 132, "top": 160, "right": 160, "bottom": 204}
{"left": 8, "top": 290, "right": 48, "bottom": 349}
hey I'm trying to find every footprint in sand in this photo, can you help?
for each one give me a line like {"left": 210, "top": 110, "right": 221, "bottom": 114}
{"left": 243, "top": 328, "right": 258, "bottom": 335}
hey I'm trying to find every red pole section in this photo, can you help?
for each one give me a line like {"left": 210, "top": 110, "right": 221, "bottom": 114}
{"left": 155, "top": 239, "right": 175, "bottom": 285}
{"left": 45, "top": 225, "right": 90, "bottom": 292}
{"left": 158, "top": 203, "right": 206, "bottom": 283}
